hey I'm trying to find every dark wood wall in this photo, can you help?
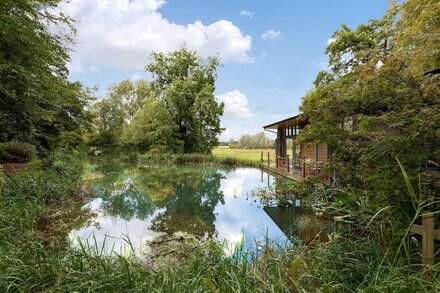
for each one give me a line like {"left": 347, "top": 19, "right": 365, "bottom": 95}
{"left": 300, "top": 143, "right": 328, "bottom": 162}
{"left": 276, "top": 127, "right": 287, "bottom": 158}
{"left": 276, "top": 126, "right": 329, "bottom": 164}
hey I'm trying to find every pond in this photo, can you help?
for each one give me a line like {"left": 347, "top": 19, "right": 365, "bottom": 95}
{"left": 68, "top": 163, "right": 333, "bottom": 257}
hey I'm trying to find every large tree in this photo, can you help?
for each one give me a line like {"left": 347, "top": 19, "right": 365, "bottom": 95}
{"left": 89, "top": 79, "right": 151, "bottom": 148}
{"left": 146, "top": 48, "right": 224, "bottom": 154}
{"left": 106, "top": 79, "right": 152, "bottom": 124}
{"left": 0, "top": 0, "right": 93, "bottom": 152}
{"left": 124, "top": 98, "right": 183, "bottom": 153}
{"left": 299, "top": 0, "right": 440, "bottom": 207}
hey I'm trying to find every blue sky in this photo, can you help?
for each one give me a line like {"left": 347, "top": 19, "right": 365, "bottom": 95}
{"left": 65, "top": 0, "right": 389, "bottom": 140}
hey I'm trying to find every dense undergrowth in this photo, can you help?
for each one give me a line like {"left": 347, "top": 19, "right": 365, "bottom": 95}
{"left": 0, "top": 153, "right": 439, "bottom": 292}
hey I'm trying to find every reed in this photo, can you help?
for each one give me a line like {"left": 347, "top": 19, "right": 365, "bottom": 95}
{"left": 0, "top": 155, "right": 438, "bottom": 291}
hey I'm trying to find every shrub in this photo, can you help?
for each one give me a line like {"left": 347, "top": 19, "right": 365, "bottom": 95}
{"left": 0, "top": 141, "right": 37, "bottom": 163}
{"left": 1, "top": 151, "right": 83, "bottom": 203}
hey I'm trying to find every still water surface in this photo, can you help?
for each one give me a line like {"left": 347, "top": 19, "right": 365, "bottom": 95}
{"left": 68, "top": 164, "right": 332, "bottom": 255}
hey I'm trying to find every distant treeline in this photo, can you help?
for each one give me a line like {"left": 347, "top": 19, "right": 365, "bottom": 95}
{"left": 227, "top": 132, "right": 274, "bottom": 149}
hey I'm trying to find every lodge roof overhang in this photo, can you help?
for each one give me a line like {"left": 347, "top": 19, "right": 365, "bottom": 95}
{"left": 263, "top": 114, "right": 306, "bottom": 130}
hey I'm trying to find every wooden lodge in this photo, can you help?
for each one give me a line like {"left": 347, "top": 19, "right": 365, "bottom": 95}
{"left": 261, "top": 114, "right": 329, "bottom": 182}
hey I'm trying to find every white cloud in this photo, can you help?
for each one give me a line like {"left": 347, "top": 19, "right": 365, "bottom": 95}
{"left": 261, "top": 30, "right": 282, "bottom": 41}
{"left": 310, "top": 59, "right": 328, "bottom": 70}
{"left": 240, "top": 10, "right": 254, "bottom": 18}
{"left": 62, "top": 0, "right": 253, "bottom": 73}
{"left": 220, "top": 123, "right": 268, "bottom": 141}
{"left": 66, "top": 63, "right": 102, "bottom": 74}
{"left": 89, "top": 66, "right": 101, "bottom": 73}
{"left": 216, "top": 90, "right": 254, "bottom": 118}
{"left": 130, "top": 72, "right": 148, "bottom": 81}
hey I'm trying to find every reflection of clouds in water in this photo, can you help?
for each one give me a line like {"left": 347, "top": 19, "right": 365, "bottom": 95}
{"left": 69, "top": 208, "right": 166, "bottom": 257}
{"left": 216, "top": 222, "right": 244, "bottom": 248}
{"left": 220, "top": 168, "right": 264, "bottom": 198}
{"left": 220, "top": 174, "right": 244, "bottom": 198}
{"left": 68, "top": 166, "right": 316, "bottom": 257}
{"left": 82, "top": 198, "right": 103, "bottom": 212}
{"left": 216, "top": 222, "right": 245, "bottom": 256}
{"left": 216, "top": 168, "right": 289, "bottom": 251}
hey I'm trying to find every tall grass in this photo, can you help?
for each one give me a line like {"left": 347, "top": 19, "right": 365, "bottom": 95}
{"left": 92, "top": 151, "right": 260, "bottom": 167}
{"left": 0, "top": 155, "right": 438, "bottom": 291}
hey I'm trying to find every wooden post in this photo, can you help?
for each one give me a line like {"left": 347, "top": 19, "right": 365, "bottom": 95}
{"left": 293, "top": 143, "right": 296, "bottom": 169}
{"left": 260, "top": 151, "right": 263, "bottom": 163}
{"left": 276, "top": 155, "right": 279, "bottom": 168}
{"left": 422, "top": 212, "right": 434, "bottom": 281}
{"left": 315, "top": 144, "right": 319, "bottom": 176}
{"left": 302, "top": 157, "right": 306, "bottom": 178}
{"left": 287, "top": 155, "right": 290, "bottom": 173}
{"left": 267, "top": 152, "right": 270, "bottom": 166}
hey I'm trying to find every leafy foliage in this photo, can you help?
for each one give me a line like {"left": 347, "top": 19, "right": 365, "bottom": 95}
{"left": 299, "top": 0, "right": 440, "bottom": 214}
{"left": 0, "top": 141, "right": 37, "bottom": 163}
{"left": 0, "top": 0, "right": 93, "bottom": 153}
{"left": 91, "top": 49, "right": 224, "bottom": 154}
{"left": 147, "top": 48, "right": 224, "bottom": 153}
{"left": 87, "top": 80, "right": 152, "bottom": 149}
{"left": 229, "top": 132, "right": 274, "bottom": 149}
{"left": 124, "top": 98, "right": 183, "bottom": 153}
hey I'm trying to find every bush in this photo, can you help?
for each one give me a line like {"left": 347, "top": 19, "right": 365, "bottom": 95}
{"left": 1, "top": 151, "right": 83, "bottom": 203}
{"left": 0, "top": 141, "right": 37, "bottom": 163}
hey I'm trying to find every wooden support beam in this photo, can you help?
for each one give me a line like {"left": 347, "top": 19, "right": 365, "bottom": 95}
{"left": 409, "top": 212, "right": 438, "bottom": 282}
{"left": 267, "top": 152, "right": 270, "bottom": 166}
{"left": 422, "top": 212, "right": 434, "bottom": 281}
{"left": 293, "top": 143, "right": 296, "bottom": 168}
{"left": 302, "top": 157, "right": 306, "bottom": 178}
{"left": 315, "top": 144, "right": 319, "bottom": 176}
{"left": 287, "top": 155, "right": 290, "bottom": 173}
{"left": 410, "top": 224, "right": 440, "bottom": 240}
{"left": 261, "top": 151, "right": 263, "bottom": 163}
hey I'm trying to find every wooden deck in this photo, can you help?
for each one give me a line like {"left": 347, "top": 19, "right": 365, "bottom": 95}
{"left": 261, "top": 162, "right": 305, "bottom": 182}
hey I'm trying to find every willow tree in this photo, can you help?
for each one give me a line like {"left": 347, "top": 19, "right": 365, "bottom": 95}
{"left": 146, "top": 48, "right": 224, "bottom": 154}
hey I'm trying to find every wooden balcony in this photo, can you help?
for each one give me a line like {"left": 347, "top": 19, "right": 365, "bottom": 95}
{"left": 260, "top": 151, "right": 327, "bottom": 183}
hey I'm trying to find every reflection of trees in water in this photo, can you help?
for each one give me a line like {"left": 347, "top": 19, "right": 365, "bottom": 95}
{"left": 92, "top": 164, "right": 226, "bottom": 237}
{"left": 263, "top": 204, "right": 331, "bottom": 244}
{"left": 95, "top": 182, "right": 156, "bottom": 220}
{"left": 150, "top": 169, "right": 225, "bottom": 237}
{"left": 256, "top": 177, "right": 332, "bottom": 244}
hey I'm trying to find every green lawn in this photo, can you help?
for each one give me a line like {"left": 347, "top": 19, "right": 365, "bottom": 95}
{"left": 212, "top": 147, "right": 275, "bottom": 164}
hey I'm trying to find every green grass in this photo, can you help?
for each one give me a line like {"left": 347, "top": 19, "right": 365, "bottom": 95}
{"left": 0, "top": 153, "right": 439, "bottom": 291}
{"left": 212, "top": 147, "right": 275, "bottom": 165}
{"left": 93, "top": 150, "right": 263, "bottom": 167}
{"left": 89, "top": 147, "right": 274, "bottom": 166}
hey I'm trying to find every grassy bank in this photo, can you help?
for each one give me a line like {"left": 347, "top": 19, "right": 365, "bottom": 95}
{"left": 92, "top": 150, "right": 263, "bottom": 167}
{"left": 90, "top": 147, "right": 273, "bottom": 166}
{"left": 212, "top": 147, "right": 275, "bottom": 165}
{"left": 0, "top": 153, "right": 438, "bottom": 291}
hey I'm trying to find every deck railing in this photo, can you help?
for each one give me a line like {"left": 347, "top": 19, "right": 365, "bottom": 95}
{"left": 261, "top": 151, "right": 311, "bottom": 178}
